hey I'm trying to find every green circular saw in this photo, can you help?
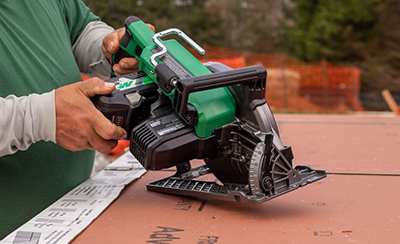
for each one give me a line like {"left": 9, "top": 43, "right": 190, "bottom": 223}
{"left": 93, "top": 16, "right": 326, "bottom": 203}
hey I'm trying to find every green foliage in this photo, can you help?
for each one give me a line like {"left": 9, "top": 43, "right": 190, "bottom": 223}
{"left": 84, "top": 0, "right": 291, "bottom": 53}
{"left": 361, "top": 0, "right": 400, "bottom": 92}
{"left": 289, "top": 0, "right": 385, "bottom": 62}
{"left": 83, "top": 0, "right": 223, "bottom": 46}
{"left": 209, "top": 0, "right": 291, "bottom": 53}
{"left": 288, "top": 0, "right": 400, "bottom": 92}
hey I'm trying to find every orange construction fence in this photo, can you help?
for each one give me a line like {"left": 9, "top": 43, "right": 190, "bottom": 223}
{"left": 189, "top": 45, "right": 362, "bottom": 113}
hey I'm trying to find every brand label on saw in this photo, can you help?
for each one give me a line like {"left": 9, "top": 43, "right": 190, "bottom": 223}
{"left": 115, "top": 76, "right": 150, "bottom": 91}
{"left": 149, "top": 114, "right": 186, "bottom": 136}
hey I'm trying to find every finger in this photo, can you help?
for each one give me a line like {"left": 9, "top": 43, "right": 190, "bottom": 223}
{"left": 79, "top": 78, "right": 115, "bottom": 98}
{"left": 92, "top": 111, "right": 127, "bottom": 140}
{"left": 119, "top": 57, "right": 139, "bottom": 71}
{"left": 113, "top": 64, "right": 138, "bottom": 76}
{"left": 114, "top": 66, "right": 139, "bottom": 76}
{"left": 146, "top": 23, "right": 155, "bottom": 32}
{"left": 102, "top": 31, "right": 120, "bottom": 55}
{"left": 112, "top": 64, "right": 122, "bottom": 76}
{"left": 116, "top": 28, "right": 125, "bottom": 39}
{"left": 87, "top": 132, "right": 118, "bottom": 154}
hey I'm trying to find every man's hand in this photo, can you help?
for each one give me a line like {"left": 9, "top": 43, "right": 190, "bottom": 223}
{"left": 102, "top": 24, "right": 155, "bottom": 76}
{"left": 55, "top": 78, "right": 127, "bottom": 154}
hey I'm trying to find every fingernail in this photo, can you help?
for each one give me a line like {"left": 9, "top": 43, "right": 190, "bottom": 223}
{"left": 120, "top": 63, "right": 128, "bottom": 69}
{"left": 108, "top": 41, "right": 115, "bottom": 52}
{"left": 114, "top": 68, "right": 121, "bottom": 74}
{"left": 105, "top": 82, "right": 115, "bottom": 88}
{"left": 120, "top": 134, "right": 127, "bottom": 140}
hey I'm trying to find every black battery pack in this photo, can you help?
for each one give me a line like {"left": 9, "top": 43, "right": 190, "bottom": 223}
{"left": 91, "top": 72, "right": 159, "bottom": 134}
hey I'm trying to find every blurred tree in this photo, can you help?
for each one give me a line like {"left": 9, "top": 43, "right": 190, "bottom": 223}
{"left": 84, "top": 0, "right": 293, "bottom": 53}
{"left": 288, "top": 0, "right": 384, "bottom": 62}
{"left": 207, "top": 0, "right": 293, "bottom": 53}
{"left": 362, "top": 0, "right": 400, "bottom": 92}
{"left": 83, "top": 0, "right": 223, "bottom": 47}
{"left": 288, "top": 0, "right": 400, "bottom": 93}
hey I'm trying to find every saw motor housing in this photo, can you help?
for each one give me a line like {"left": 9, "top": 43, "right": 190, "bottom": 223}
{"left": 92, "top": 16, "right": 326, "bottom": 203}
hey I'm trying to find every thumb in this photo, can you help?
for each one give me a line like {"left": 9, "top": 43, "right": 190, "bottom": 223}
{"left": 79, "top": 77, "right": 115, "bottom": 98}
{"left": 102, "top": 29, "right": 122, "bottom": 55}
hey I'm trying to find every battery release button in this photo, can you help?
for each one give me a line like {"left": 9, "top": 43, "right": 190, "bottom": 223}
{"left": 125, "top": 92, "right": 142, "bottom": 106}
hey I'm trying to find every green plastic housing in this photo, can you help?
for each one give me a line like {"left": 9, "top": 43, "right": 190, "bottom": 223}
{"left": 120, "top": 19, "right": 236, "bottom": 137}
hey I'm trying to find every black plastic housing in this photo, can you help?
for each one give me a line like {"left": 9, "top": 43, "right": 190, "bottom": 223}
{"left": 130, "top": 105, "right": 218, "bottom": 170}
{"left": 155, "top": 63, "right": 178, "bottom": 94}
{"left": 91, "top": 72, "right": 159, "bottom": 134}
{"left": 173, "top": 65, "right": 267, "bottom": 124}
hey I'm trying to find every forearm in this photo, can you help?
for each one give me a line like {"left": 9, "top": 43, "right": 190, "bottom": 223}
{"left": 0, "top": 91, "right": 56, "bottom": 156}
{"left": 72, "top": 21, "right": 114, "bottom": 80}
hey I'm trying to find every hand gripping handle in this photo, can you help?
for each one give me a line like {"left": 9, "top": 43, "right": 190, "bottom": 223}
{"left": 111, "top": 16, "right": 146, "bottom": 77}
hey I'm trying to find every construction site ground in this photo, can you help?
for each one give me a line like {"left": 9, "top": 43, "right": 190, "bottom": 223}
{"left": 73, "top": 113, "right": 400, "bottom": 244}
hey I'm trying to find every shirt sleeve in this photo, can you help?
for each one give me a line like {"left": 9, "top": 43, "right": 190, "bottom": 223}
{"left": 59, "top": 0, "right": 101, "bottom": 45}
{"left": 0, "top": 91, "right": 56, "bottom": 157}
{"left": 72, "top": 21, "right": 114, "bottom": 79}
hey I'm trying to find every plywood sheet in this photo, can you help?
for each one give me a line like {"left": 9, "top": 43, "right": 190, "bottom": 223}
{"left": 73, "top": 171, "right": 400, "bottom": 244}
{"left": 275, "top": 114, "right": 400, "bottom": 174}
{"left": 72, "top": 114, "right": 400, "bottom": 244}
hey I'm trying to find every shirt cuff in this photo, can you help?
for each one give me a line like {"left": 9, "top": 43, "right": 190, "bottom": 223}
{"left": 31, "top": 90, "right": 56, "bottom": 143}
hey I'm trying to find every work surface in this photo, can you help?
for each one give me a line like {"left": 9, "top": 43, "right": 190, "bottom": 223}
{"left": 73, "top": 114, "right": 400, "bottom": 244}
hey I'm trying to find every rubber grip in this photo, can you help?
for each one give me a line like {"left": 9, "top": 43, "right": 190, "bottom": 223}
{"left": 112, "top": 16, "right": 142, "bottom": 65}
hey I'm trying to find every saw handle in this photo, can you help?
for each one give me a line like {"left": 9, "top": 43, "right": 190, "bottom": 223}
{"left": 111, "top": 16, "right": 153, "bottom": 77}
{"left": 112, "top": 32, "right": 133, "bottom": 65}
{"left": 173, "top": 65, "right": 267, "bottom": 120}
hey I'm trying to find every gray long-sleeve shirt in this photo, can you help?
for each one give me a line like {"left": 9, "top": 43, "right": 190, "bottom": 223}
{"left": 0, "top": 21, "right": 114, "bottom": 156}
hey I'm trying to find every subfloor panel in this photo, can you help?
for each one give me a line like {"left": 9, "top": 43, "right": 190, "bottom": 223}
{"left": 72, "top": 114, "right": 400, "bottom": 244}
{"left": 276, "top": 114, "right": 400, "bottom": 174}
{"left": 73, "top": 171, "right": 400, "bottom": 244}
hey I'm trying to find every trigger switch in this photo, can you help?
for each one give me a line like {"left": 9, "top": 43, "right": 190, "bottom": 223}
{"left": 125, "top": 92, "right": 142, "bottom": 106}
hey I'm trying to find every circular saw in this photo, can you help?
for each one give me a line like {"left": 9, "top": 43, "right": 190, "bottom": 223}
{"left": 92, "top": 16, "right": 326, "bottom": 203}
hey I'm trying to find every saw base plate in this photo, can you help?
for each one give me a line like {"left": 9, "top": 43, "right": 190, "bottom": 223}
{"left": 147, "top": 164, "right": 326, "bottom": 204}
